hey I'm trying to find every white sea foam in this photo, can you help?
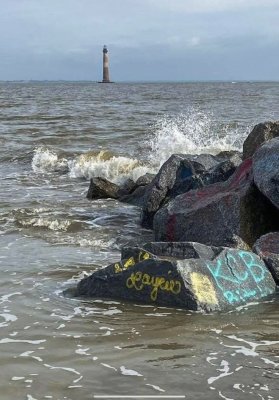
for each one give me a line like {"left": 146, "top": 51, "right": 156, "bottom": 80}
{"left": 120, "top": 366, "right": 143, "bottom": 376}
{"left": 0, "top": 338, "right": 46, "bottom": 344}
{"left": 32, "top": 147, "right": 68, "bottom": 173}
{"left": 207, "top": 360, "right": 233, "bottom": 384}
{"left": 0, "top": 313, "right": 17, "bottom": 327}
{"left": 68, "top": 151, "right": 151, "bottom": 184}
{"left": 18, "top": 217, "right": 71, "bottom": 231}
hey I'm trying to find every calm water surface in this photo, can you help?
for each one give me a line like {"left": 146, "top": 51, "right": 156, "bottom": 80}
{"left": 0, "top": 82, "right": 279, "bottom": 400}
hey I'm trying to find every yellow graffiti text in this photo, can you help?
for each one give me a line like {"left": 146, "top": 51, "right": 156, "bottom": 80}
{"left": 191, "top": 272, "right": 218, "bottom": 305}
{"left": 114, "top": 251, "right": 151, "bottom": 274}
{"left": 126, "top": 271, "right": 181, "bottom": 301}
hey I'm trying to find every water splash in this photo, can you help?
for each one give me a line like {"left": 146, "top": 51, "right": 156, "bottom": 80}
{"left": 147, "top": 110, "right": 247, "bottom": 167}
{"left": 32, "top": 147, "right": 68, "bottom": 173}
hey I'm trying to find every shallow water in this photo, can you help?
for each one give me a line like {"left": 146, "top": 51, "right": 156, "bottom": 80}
{"left": 0, "top": 81, "right": 279, "bottom": 399}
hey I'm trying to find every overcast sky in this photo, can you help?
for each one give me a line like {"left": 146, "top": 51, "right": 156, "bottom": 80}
{"left": 1, "top": 0, "right": 279, "bottom": 81}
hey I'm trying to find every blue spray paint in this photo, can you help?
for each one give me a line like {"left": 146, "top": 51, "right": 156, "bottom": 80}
{"left": 206, "top": 250, "right": 273, "bottom": 304}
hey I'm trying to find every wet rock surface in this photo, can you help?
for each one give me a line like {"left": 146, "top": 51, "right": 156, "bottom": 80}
{"left": 87, "top": 177, "right": 120, "bottom": 200}
{"left": 253, "top": 137, "right": 279, "bottom": 210}
{"left": 243, "top": 121, "right": 279, "bottom": 159}
{"left": 153, "top": 159, "right": 279, "bottom": 247}
{"left": 75, "top": 243, "right": 276, "bottom": 311}
{"left": 141, "top": 153, "right": 241, "bottom": 229}
{"left": 253, "top": 232, "right": 279, "bottom": 285}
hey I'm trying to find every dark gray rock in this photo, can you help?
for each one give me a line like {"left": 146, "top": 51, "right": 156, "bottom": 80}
{"left": 119, "top": 185, "right": 147, "bottom": 207}
{"left": 253, "top": 232, "right": 279, "bottom": 285}
{"left": 117, "top": 178, "right": 137, "bottom": 197}
{"left": 142, "top": 241, "right": 219, "bottom": 260}
{"left": 253, "top": 137, "right": 279, "bottom": 210}
{"left": 216, "top": 150, "right": 243, "bottom": 166}
{"left": 135, "top": 173, "right": 155, "bottom": 187}
{"left": 87, "top": 177, "right": 120, "bottom": 200}
{"left": 75, "top": 243, "right": 276, "bottom": 311}
{"left": 169, "top": 159, "right": 239, "bottom": 198}
{"left": 243, "top": 121, "right": 279, "bottom": 160}
{"left": 153, "top": 159, "right": 279, "bottom": 247}
{"left": 141, "top": 153, "right": 237, "bottom": 229}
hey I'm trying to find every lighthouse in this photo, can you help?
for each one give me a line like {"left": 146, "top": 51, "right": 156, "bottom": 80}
{"left": 102, "top": 45, "right": 111, "bottom": 83}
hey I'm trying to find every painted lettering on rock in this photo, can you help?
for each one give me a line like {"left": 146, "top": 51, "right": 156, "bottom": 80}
{"left": 126, "top": 271, "right": 181, "bottom": 301}
{"left": 206, "top": 250, "right": 272, "bottom": 304}
{"left": 114, "top": 251, "right": 151, "bottom": 274}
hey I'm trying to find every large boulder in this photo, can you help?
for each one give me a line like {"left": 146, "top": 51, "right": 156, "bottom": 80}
{"left": 253, "top": 232, "right": 279, "bottom": 285}
{"left": 75, "top": 243, "right": 276, "bottom": 312}
{"left": 153, "top": 159, "right": 279, "bottom": 247}
{"left": 141, "top": 153, "right": 240, "bottom": 229}
{"left": 253, "top": 137, "right": 279, "bottom": 210}
{"left": 243, "top": 121, "right": 279, "bottom": 160}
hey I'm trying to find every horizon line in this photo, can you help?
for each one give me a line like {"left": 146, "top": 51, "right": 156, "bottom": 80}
{"left": 1, "top": 79, "right": 279, "bottom": 84}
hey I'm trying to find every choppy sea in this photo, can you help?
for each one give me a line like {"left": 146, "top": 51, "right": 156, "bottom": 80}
{"left": 0, "top": 81, "right": 279, "bottom": 399}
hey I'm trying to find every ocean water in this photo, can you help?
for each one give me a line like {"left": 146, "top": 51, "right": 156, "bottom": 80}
{"left": 0, "top": 81, "right": 279, "bottom": 400}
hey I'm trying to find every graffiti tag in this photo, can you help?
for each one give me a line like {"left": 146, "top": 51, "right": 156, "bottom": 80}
{"left": 126, "top": 271, "right": 181, "bottom": 301}
{"left": 206, "top": 250, "right": 273, "bottom": 304}
{"left": 114, "top": 251, "right": 151, "bottom": 274}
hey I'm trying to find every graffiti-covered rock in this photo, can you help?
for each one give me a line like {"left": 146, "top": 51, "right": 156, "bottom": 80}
{"left": 153, "top": 159, "right": 279, "bottom": 247}
{"left": 141, "top": 153, "right": 238, "bottom": 229}
{"left": 253, "top": 232, "right": 279, "bottom": 285}
{"left": 253, "top": 137, "right": 279, "bottom": 210}
{"left": 243, "top": 121, "right": 279, "bottom": 160}
{"left": 75, "top": 243, "right": 276, "bottom": 312}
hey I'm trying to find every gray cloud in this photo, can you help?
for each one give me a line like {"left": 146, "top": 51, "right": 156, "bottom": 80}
{"left": 0, "top": 0, "right": 278, "bottom": 80}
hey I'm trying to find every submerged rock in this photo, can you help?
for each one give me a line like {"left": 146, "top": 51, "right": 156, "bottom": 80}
{"left": 253, "top": 232, "right": 279, "bottom": 285}
{"left": 153, "top": 159, "right": 279, "bottom": 247}
{"left": 243, "top": 121, "right": 279, "bottom": 159}
{"left": 75, "top": 243, "right": 276, "bottom": 312}
{"left": 253, "top": 137, "right": 279, "bottom": 210}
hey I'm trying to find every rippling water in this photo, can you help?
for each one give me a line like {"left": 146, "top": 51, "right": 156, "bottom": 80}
{"left": 1, "top": 81, "right": 279, "bottom": 400}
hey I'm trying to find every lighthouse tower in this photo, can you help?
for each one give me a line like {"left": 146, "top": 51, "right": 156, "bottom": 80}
{"left": 102, "top": 45, "right": 111, "bottom": 83}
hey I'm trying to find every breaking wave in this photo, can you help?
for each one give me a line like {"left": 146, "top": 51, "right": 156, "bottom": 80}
{"left": 68, "top": 150, "right": 151, "bottom": 183}
{"left": 32, "top": 148, "right": 152, "bottom": 184}
{"left": 31, "top": 110, "right": 248, "bottom": 182}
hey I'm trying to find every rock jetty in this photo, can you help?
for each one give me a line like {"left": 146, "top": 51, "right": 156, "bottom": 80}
{"left": 76, "top": 121, "right": 279, "bottom": 311}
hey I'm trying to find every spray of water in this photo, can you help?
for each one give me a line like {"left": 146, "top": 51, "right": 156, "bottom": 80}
{"left": 147, "top": 110, "right": 246, "bottom": 167}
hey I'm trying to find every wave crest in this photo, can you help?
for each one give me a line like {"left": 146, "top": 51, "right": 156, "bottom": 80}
{"left": 68, "top": 151, "right": 151, "bottom": 184}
